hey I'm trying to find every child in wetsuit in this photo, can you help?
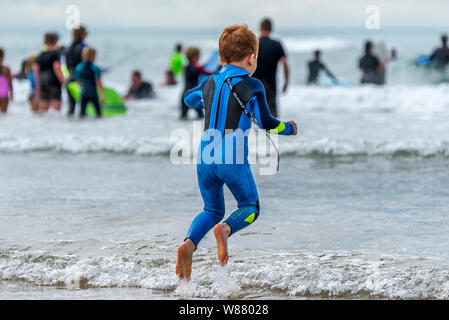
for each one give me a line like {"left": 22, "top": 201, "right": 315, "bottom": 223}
{"left": 74, "top": 48, "right": 104, "bottom": 118}
{"left": 32, "top": 33, "right": 65, "bottom": 113}
{"left": 176, "top": 25, "right": 298, "bottom": 281}
{"left": 180, "top": 46, "right": 212, "bottom": 119}
{"left": 0, "top": 48, "right": 13, "bottom": 113}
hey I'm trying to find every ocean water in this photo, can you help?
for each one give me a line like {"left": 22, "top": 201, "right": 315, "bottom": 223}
{"left": 1, "top": 27, "right": 449, "bottom": 299}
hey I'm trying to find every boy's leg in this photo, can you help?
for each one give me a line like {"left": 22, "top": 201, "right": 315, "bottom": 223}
{"left": 38, "top": 100, "right": 50, "bottom": 113}
{"left": 180, "top": 97, "right": 188, "bottom": 119}
{"left": 80, "top": 96, "right": 88, "bottom": 118}
{"left": 176, "top": 163, "right": 225, "bottom": 280}
{"left": 50, "top": 86, "right": 62, "bottom": 111}
{"left": 0, "top": 97, "right": 8, "bottom": 113}
{"left": 214, "top": 164, "right": 260, "bottom": 266}
{"left": 92, "top": 95, "right": 102, "bottom": 117}
{"left": 67, "top": 86, "right": 76, "bottom": 116}
{"left": 51, "top": 99, "right": 61, "bottom": 112}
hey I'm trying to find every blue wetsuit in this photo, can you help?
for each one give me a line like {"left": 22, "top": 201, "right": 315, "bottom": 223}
{"left": 183, "top": 64, "right": 296, "bottom": 248}
{"left": 74, "top": 61, "right": 102, "bottom": 116}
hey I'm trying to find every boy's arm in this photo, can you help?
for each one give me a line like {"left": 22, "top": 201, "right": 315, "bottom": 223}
{"left": 32, "top": 63, "right": 40, "bottom": 99}
{"left": 183, "top": 77, "right": 211, "bottom": 109}
{"left": 53, "top": 61, "right": 65, "bottom": 85}
{"left": 194, "top": 64, "right": 213, "bottom": 76}
{"left": 321, "top": 62, "right": 336, "bottom": 79}
{"left": 94, "top": 65, "right": 105, "bottom": 104}
{"left": 250, "top": 80, "right": 297, "bottom": 135}
{"left": 96, "top": 79, "right": 105, "bottom": 104}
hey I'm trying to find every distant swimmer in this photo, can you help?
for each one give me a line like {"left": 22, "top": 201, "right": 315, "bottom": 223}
{"left": 176, "top": 25, "right": 298, "bottom": 281}
{"left": 32, "top": 32, "right": 65, "bottom": 113}
{"left": 429, "top": 33, "right": 449, "bottom": 71}
{"left": 307, "top": 50, "right": 337, "bottom": 85}
{"left": 123, "top": 70, "right": 155, "bottom": 100}
{"left": 74, "top": 48, "right": 104, "bottom": 118}
{"left": 180, "top": 46, "right": 212, "bottom": 119}
{"left": 358, "top": 40, "right": 384, "bottom": 85}
{"left": 162, "top": 70, "right": 177, "bottom": 86}
{"left": 66, "top": 25, "right": 89, "bottom": 116}
{"left": 252, "top": 18, "right": 289, "bottom": 117}
{"left": 0, "top": 48, "right": 13, "bottom": 113}
{"left": 169, "top": 43, "right": 185, "bottom": 78}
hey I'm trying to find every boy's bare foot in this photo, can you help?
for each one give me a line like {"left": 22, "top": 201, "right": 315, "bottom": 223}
{"left": 213, "top": 223, "right": 231, "bottom": 266}
{"left": 176, "top": 239, "right": 195, "bottom": 281}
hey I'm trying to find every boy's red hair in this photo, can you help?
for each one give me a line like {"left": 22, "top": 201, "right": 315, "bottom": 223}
{"left": 219, "top": 24, "right": 259, "bottom": 64}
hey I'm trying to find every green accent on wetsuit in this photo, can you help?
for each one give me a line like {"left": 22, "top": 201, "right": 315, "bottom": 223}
{"left": 268, "top": 121, "right": 286, "bottom": 134}
{"left": 244, "top": 213, "right": 256, "bottom": 224}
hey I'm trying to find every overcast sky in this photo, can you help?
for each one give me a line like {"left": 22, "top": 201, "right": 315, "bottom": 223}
{"left": 1, "top": 0, "right": 448, "bottom": 30}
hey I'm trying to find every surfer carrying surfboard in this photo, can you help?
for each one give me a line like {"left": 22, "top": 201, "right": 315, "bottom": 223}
{"left": 175, "top": 24, "right": 298, "bottom": 281}
{"left": 307, "top": 50, "right": 337, "bottom": 85}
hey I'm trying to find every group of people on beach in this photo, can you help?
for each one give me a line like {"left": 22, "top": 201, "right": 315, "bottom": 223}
{"left": 1, "top": 25, "right": 156, "bottom": 117}
{"left": 10, "top": 27, "right": 105, "bottom": 118}
{"left": 1, "top": 19, "right": 448, "bottom": 121}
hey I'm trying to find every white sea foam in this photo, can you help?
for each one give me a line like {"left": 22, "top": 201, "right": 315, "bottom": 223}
{"left": 3, "top": 81, "right": 449, "bottom": 159}
{"left": 1, "top": 242, "right": 449, "bottom": 299}
{"left": 284, "top": 37, "right": 351, "bottom": 53}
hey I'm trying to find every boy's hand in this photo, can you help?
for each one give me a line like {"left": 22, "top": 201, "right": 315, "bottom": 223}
{"left": 287, "top": 120, "right": 297, "bottom": 135}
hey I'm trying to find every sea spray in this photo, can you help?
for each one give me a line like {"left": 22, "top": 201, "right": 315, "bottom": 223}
{"left": 210, "top": 265, "right": 240, "bottom": 298}
{"left": 173, "top": 279, "right": 198, "bottom": 298}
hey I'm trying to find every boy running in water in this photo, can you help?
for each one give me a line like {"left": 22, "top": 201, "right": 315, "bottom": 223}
{"left": 0, "top": 48, "right": 13, "bottom": 113}
{"left": 74, "top": 48, "right": 104, "bottom": 118}
{"left": 176, "top": 25, "right": 298, "bottom": 280}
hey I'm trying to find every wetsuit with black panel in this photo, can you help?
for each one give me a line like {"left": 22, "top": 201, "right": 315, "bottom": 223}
{"left": 181, "top": 63, "right": 211, "bottom": 119}
{"left": 182, "top": 64, "right": 296, "bottom": 248}
{"left": 35, "top": 50, "right": 62, "bottom": 101}
{"left": 66, "top": 41, "right": 87, "bottom": 115}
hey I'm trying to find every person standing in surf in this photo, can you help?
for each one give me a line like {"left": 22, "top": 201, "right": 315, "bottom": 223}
{"left": 306, "top": 50, "right": 337, "bottom": 85}
{"left": 0, "top": 48, "right": 13, "bottom": 113}
{"left": 180, "top": 46, "right": 212, "bottom": 120}
{"left": 66, "top": 25, "right": 89, "bottom": 116}
{"left": 252, "top": 18, "right": 289, "bottom": 117}
{"left": 175, "top": 24, "right": 298, "bottom": 281}
{"left": 74, "top": 48, "right": 104, "bottom": 118}
{"left": 32, "top": 32, "right": 65, "bottom": 113}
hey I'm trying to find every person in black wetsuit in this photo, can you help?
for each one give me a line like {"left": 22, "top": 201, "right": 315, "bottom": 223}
{"left": 429, "top": 34, "right": 449, "bottom": 71}
{"left": 180, "top": 46, "right": 212, "bottom": 119}
{"left": 252, "top": 18, "right": 289, "bottom": 117}
{"left": 358, "top": 40, "right": 384, "bottom": 85}
{"left": 307, "top": 50, "right": 337, "bottom": 84}
{"left": 32, "top": 32, "right": 65, "bottom": 113}
{"left": 123, "top": 70, "right": 155, "bottom": 100}
{"left": 66, "top": 25, "right": 88, "bottom": 116}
